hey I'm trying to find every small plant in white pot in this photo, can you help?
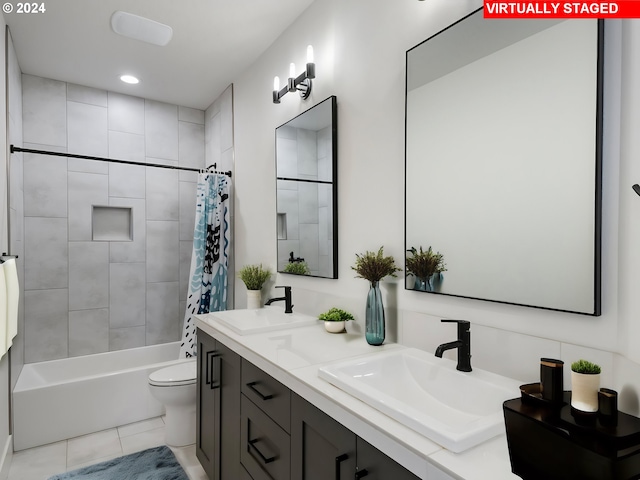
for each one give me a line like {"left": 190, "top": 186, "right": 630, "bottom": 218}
{"left": 238, "top": 264, "right": 272, "bottom": 310}
{"left": 318, "top": 308, "right": 354, "bottom": 333}
{"left": 570, "top": 359, "right": 601, "bottom": 412}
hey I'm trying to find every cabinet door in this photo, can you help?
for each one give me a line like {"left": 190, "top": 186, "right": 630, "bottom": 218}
{"left": 196, "top": 329, "right": 241, "bottom": 480}
{"left": 355, "top": 437, "right": 420, "bottom": 480}
{"left": 218, "top": 340, "right": 241, "bottom": 480}
{"left": 196, "top": 329, "right": 218, "bottom": 480}
{"left": 291, "top": 393, "right": 356, "bottom": 480}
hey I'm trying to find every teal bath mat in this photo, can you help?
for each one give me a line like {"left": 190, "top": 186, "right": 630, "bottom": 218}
{"left": 47, "top": 445, "right": 189, "bottom": 480}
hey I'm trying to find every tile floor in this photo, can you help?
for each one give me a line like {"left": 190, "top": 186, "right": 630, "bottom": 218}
{"left": 7, "top": 417, "right": 208, "bottom": 480}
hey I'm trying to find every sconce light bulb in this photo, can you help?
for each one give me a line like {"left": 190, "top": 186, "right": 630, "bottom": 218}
{"left": 274, "top": 76, "right": 280, "bottom": 91}
{"left": 307, "top": 45, "right": 314, "bottom": 63}
{"left": 289, "top": 63, "right": 296, "bottom": 78}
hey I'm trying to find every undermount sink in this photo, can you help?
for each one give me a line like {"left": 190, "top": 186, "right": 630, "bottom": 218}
{"left": 207, "top": 307, "right": 318, "bottom": 335}
{"left": 318, "top": 347, "right": 521, "bottom": 453}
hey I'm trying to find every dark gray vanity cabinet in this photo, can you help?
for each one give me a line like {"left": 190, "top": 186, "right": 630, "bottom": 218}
{"left": 196, "top": 329, "right": 241, "bottom": 480}
{"left": 356, "top": 437, "right": 420, "bottom": 480}
{"left": 196, "top": 330, "right": 428, "bottom": 480}
{"left": 291, "top": 392, "right": 356, "bottom": 480}
{"left": 290, "top": 392, "right": 418, "bottom": 480}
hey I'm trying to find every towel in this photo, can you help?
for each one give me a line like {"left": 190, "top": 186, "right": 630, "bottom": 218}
{"left": 0, "top": 265, "right": 6, "bottom": 358}
{"left": 2, "top": 258, "right": 18, "bottom": 352}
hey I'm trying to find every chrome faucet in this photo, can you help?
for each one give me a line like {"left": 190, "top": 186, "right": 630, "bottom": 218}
{"left": 435, "top": 319, "right": 472, "bottom": 372}
{"left": 265, "top": 286, "right": 293, "bottom": 313}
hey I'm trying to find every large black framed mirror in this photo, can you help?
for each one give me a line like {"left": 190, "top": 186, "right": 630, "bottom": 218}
{"left": 405, "top": 9, "right": 603, "bottom": 315}
{"left": 276, "top": 96, "right": 338, "bottom": 278}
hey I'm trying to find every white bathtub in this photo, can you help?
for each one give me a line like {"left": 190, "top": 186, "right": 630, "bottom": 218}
{"left": 13, "top": 342, "right": 191, "bottom": 451}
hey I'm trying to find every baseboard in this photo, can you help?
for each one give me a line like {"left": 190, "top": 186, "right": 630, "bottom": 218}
{"left": 0, "top": 434, "right": 12, "bottom": 480}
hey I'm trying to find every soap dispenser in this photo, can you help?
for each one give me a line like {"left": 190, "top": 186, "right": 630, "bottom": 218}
{"left": 540, "top": 358, "right": 564, "bottom": 404}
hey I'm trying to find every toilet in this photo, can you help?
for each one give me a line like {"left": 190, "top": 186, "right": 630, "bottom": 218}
{"left": 148, "top": 360, "right": 197, "bottom": 447}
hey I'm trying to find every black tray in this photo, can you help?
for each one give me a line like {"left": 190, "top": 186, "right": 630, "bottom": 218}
{"left": 504, "top": 393, "right": 640, "bottom": 480}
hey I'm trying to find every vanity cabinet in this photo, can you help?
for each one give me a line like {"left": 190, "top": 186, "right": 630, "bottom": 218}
{"left": 356, "top": 437, "right": 420, "bottom": 480}
{"left": 291, "top": 392, "right": 356, "bottom": 480}
{"left": 196, "top": 329, "right": 241, "bottom": 480}
{"left": 290, "top": 392, "right": 419, "bottom": 480}
{"left": 197, "top": 327, "right": 434, "bottom": 480}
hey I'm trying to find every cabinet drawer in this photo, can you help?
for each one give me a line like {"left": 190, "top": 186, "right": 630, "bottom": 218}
{"left": 241, "top": 394, "right": 291, "bottom": 480}
{"left": 242, "top": 359, "right": 291, "bottom": 433}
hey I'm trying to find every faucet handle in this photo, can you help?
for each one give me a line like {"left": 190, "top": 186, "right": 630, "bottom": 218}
{"left": 442, "top": 319, "right": 470, "bottom": 336}
{"left": 441, "top": 319, "right": 470, "bottom": 325}
{"left": 275, "top": 285, "right": 291, "bottom": 290}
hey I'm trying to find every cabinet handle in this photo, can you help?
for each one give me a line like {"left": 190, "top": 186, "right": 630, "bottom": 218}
{"left": 246, "top": 381, "right": 274, "bottom": 400}
{"left": 209, "top": 351, "right": 221, "bottom": 390}
{"left": 354, "top": 469, "right": 369, "bottom": 479}
{"left": 335, "top": 453, "right": 348, "bottom": 480}
{"left": 248, "top": 438, "right": 276, "bottom": 464}
{"left": 205, "top": 350, "right": 216, "bottom": 386}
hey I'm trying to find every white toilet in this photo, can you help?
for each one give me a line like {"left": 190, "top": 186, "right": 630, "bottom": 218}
{"left": 148, "top": 360, "right": 197, "bottom": 447}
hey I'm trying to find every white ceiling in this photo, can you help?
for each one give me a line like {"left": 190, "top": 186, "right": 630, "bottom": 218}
{"left": 3, "top": 0, "right": 316, "bottom": 110}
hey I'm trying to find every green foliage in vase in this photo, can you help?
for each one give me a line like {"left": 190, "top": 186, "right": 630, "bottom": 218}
{"left": 238, "top": 264, "right": 272, "bottom": 290}
{"left": 571, "top": 359, "right": 601, "bottom": 375}
{"left": 283, "top": 261, "right": 310, "bottom": 275}
{"left": 406, "top": 246, "right": 447, "bottom": 279}
{"left": 351, "top": 246, "right": 402, "bottom": 283}
{"left": 318, "top": 307, "right": 355, "bottom": 322}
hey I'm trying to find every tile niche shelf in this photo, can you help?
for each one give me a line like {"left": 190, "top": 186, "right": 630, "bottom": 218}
{"left": 92, "top": 206, "right": 133, "bottom": 242}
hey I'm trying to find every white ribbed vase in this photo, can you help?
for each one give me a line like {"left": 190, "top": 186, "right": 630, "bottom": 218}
{"left": 571, "top": 371, "right": 600, "bottom": 412}
{"left": 247, "top": 290, "right": 262, "bottom": 310}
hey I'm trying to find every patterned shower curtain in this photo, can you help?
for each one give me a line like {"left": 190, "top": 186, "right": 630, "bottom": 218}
{"left": 180, "top": 173, "right": 231, "bottom": 358}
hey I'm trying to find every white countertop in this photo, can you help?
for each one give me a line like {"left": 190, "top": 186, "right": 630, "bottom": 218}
{"left": 195, "top": 310, "right": 521, "bottom": 480}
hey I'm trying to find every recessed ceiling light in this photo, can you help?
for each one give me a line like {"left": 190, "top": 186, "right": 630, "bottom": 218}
{"left": 120, "top": 75, "right": 139, "bottom": 85}
{"left": 111, "top": 11, "right": 173, "bottom": 47}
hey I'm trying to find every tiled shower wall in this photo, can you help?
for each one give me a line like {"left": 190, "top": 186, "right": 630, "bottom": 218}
{"left": 21, "top": 74, "right": 211, "bottom": 363}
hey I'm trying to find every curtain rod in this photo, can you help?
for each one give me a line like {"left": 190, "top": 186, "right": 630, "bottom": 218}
{"left": 10, "top": 145, "right": 232, "bottom": 177}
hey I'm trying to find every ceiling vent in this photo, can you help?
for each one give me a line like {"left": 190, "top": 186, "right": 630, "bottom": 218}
{"left": 110, "top": 11, "right": 173, "bottom": 47}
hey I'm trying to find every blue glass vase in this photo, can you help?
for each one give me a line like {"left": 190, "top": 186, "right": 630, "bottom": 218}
{"left": 413, "top": 273, "right": 444, "bottom": 292}
{"left": 414, "top": 277, "right": 432, "bottom": 292}
{"left": 365, "top": 281, "right": 385, "bottom": 346}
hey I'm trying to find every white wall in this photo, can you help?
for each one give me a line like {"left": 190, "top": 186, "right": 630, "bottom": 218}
{"left": 232, "top": 0, "right": 640, "bottom": 411}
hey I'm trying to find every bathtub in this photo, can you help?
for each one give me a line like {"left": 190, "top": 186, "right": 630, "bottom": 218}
{"left": 13, "top": 342, "right": 191, "bottom": 451}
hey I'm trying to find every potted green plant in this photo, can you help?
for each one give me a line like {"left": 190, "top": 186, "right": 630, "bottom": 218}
{"left": 570, "top": 359, "right": 601, "bottom": 412}
{"left": 283, "top": 261, "right": 310, "bottom": 275}
{"left": 318, "top": 307, "right": 354, "bottom": 333}
{"left": 238, "top": 264, "right": 272, "bottom": 309}
{"left": 352, "top": 247, "right": 402, "bottom": 346}
{"left": 406, "top": 246, "right": 447, "bottom": 292}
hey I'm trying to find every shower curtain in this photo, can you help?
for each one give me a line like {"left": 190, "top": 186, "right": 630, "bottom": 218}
{"left": 180, "top": 173, "right": 231, "bottom": 358}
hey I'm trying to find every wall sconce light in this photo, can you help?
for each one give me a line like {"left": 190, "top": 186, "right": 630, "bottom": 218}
{"left": 273, "top": 45, "right": 315, "bottom": 104}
